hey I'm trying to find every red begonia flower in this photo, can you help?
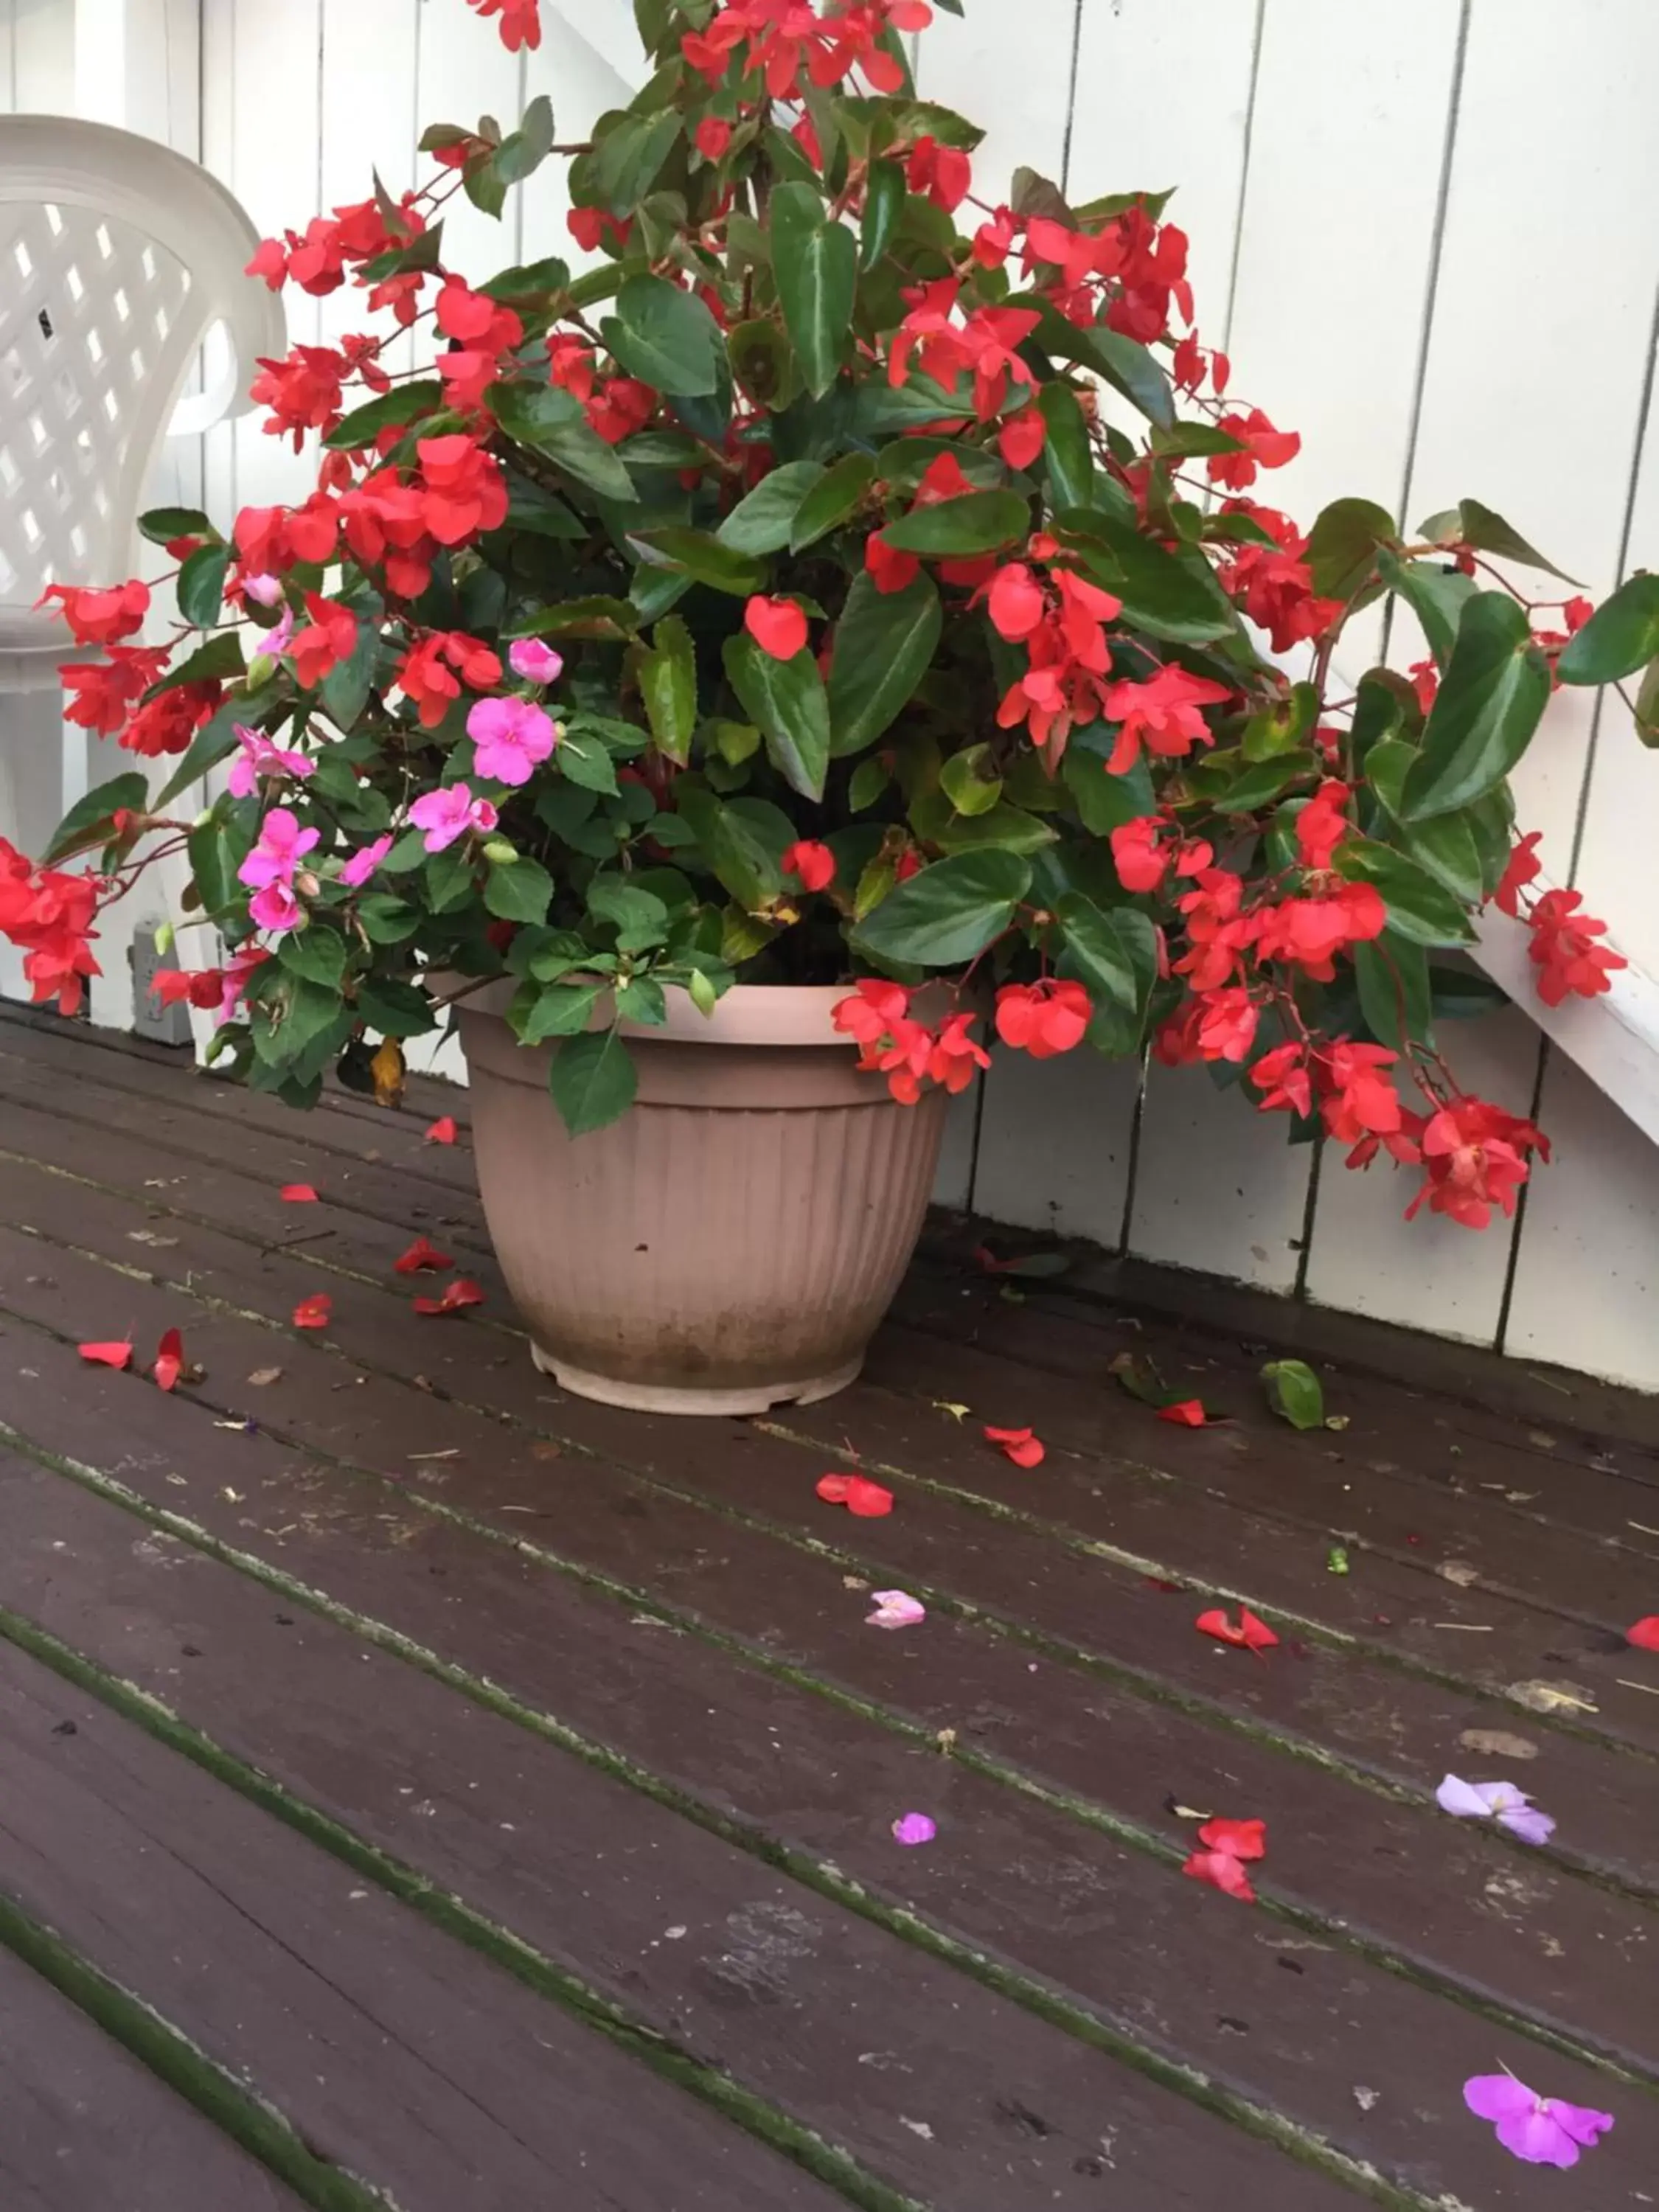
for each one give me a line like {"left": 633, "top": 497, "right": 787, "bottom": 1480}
{"left": 782, "top": 840, "right": 835, "bottom": 894}
{"left": 744, "top": 595, "right": 809, "bottom": 660}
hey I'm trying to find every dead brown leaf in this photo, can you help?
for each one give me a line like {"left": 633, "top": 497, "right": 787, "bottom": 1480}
{"left": 246, "top": 1367, "right": 283, "bottom": 1388}
{"left": 1508, "top": 1677, "right": 1599, "bottom": 1717}
{"left": 1458, "top": 1728, "right": 1538, "bottom": 1761}
{"left": 1436, "top": 1559, "right": 1480, "bottom": 1587}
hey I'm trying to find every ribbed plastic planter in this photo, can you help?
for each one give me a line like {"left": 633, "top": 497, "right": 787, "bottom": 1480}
{"left": 455, "top": 982, "right": 946, "bottom": 1415}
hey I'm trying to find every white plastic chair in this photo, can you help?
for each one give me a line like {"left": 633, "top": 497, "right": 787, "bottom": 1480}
{"left": 0, "top": 114, "right": 284, "bottom": 1012}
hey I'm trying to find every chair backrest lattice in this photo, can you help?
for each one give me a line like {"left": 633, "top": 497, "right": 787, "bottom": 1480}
{"left": 0, "top": 200, "right": 197, "bottom": 609}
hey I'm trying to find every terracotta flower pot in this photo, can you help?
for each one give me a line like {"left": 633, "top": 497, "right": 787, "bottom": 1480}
{"left": 454, "top": 981, "right": 947, "bottom": 1415}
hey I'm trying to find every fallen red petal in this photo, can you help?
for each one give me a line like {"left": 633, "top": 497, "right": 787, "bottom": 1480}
{"left": 1627, "top": 1616, "right": 1659, "bottom": 1652}
{"left": 844, "top": 1476, "right": 894, "bottom": 1517}
{"left": 425, "top": 1116, "right": 459, "bottom": 1145}
{"left": 153, "top": 1326, "right": 184, "bottom": 1393}
{"left": 816, "top": 1473, "right": 852, "bottom": 1503}
{"left": 1158, "top": 1398, "right": 1210, "bottom": 1427}
{"left": 78, "top": 1340, "right": 133, "bottom": 1370}
{"left": 292, "top": 1294, "right": 333, "bottom": 1329}
{"left": 414, "top": 1276, "right": 486, "bottom": 1316}
{"left": 394, "top": 1235, "right": 455, "bottom": 1276}
{"left": 1197, "top": 1816, "right": 1267, "bottom": 1862}
{"left": 281, "top": 1183, "right": 319, "bottom": 1203}
{"left": 1196, "top": 1605, "right": 1280, "bottom": 1652}
{"left": 1182, "top": 1848, "right": 1256, "bottom": 1902}
{"left": 984, "top": 1422, "right": 1046, "bottom": 1467}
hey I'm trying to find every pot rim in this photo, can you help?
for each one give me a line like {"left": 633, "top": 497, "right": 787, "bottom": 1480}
{"left": 440, "top": 972, "right": 864, "bottom": 1048}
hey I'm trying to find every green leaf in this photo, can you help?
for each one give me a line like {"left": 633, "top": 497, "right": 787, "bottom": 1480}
{"left": 716, "top": 459, "right": 825, "bottom": 554}
{"left": 319, "top": 610, "right": 383, "bottom": 731}
{"left": 1450, "top": 498, "right": 1582, "bottom": 587}
{"left": 151, "top": 631, "right": 246, "bottom": 695}
{"left": 278, "top": 926, "right": 347, "bottom": 987}
{"left": 1060, "top": 511, "right": 1235, "bottom": 643}
{"left": 137, "top": 506, "right": 212, "bottom": 546}
{"left": 601, "top": 274, "right": 724, "bottom": 397}
{"left": 518, "top": 980, "right": 604, "bottom": 1043}
{"left": 481, "top": 253, "right": 571, "bottom": 301}
{"left": 673, "top": 782, "right": 787, "bottom": 908}
{"left": 508, "top": 595, "right": 638, "bottom": 641}
{"left": 1216, "top": 748, "right": 1318, "bottom": 813}
{"left": 356, "top": 976, "right": 436, "bottom": 1040}
{"left": 828, "top": 571, "right": 942, "bottom": 757}
{"left": 1634, "top": 653, "right": 1659, "bottom": 746}
{"left": 44, "top": 771, "right": 150, "bottom": 863}
{"left": 1428, "top": 961, "right": 1509, "bottom": 1019}
{"left": 1403, "top": 809, "right": 1484, "bottom": 902}
{"left": 860, "top": 157, "right": 905, "bottom": 268}
{"left": 177, "top": 542, "right": 230, "bottom": 630}
{"left": 1400, "top": 592, "right": 1551, "bottom": 821}
{"left": 789, "top": 452, "right": 876, "bottom": 550}
{"left": 1354, "top": 932, "right": 1433, "bottom": 1049}
{"left": 324, "top": 380, "right": 444, "bottom": 450}
{"left": 637, "top": 613, "right": 698, "bottom": 762}
{"left": 549, "top": 1026, "right": 638, "bottom": 1134}
{"left": 939, "top": 744, "right": 1003, "bottom": 817}
{"left": 588, "top": 876, "right": 669, "bottom": 950}
{"left": 723, "top": 632, "right": 832, "bottom": 801}
{"left": 1377, "top": 549, "right": 1478, "bottom": 668}
{"left": 1037, "top": 381, "right": 1092, "bottom": 512}
{"left": 881, "top": 487, "right": 1030, "bottom": 557}
{"left": 853, "top": 849, "right": 1030, "bottom": 967}
{"left": 1061, "top": 740, "right": 1154, "bottom": 837}
{"left": 186, "top": 807, "right": 253, "bottom": 919}
{"left": 1304, "top": 497, "right": 1397, "bottom": 600}
{"left": 1333, "top": 837, "right": 1475, "bottom": 947}
{"left": 769, "top": 181, "right": 858, "bottom": 398}
{"left": 484, "top": 855, "right": 554, "bottom": 925}
{"left": 1023, "top": 298, "right": 1173, "bottom": 428}
{"left": 493, "top": 93, "right": 555, "bottom": 187}
{"left": 557, "top": 726, "right": 619, "bottom": 795}
{"left": 633, "top": 526, "right": 765, "bottom": 596}
{"left": 490, "top": 380, "right": 636, "bottom": 502}
{"left": 1261, "top": 1359, "right": 1325, "bottom": 1431}
{"left": 1557, "top": 571, "right": 1659, "bottom": 686}
{"left": 1054, "top": 894, "right": 1158, "bottom": 1054}
{"left": 590, "top": 109, "right": 681, "bottom": 215}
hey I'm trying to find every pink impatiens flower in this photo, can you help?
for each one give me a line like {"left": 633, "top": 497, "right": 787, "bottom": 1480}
{"left": 1463, "top": 2073, "right": 1613, "bottom": 2168}
{"left": 508, "top": 637, "right": 563, "bottom": 684}
{"left": 408, "top": 783, "right": 498, "bottom": 854}
{"left": 467, "top": 695, "right": 557, "bottom": 785}
{"left": 339, "top": 832, "right": 394, "bottom": 888}
{"left": 238, "top": 806, "right": 318, "bottom": 938}
{"left": 227, "top": 722, "right": 314, "bottom": 799}
{"left": 865, "top": 1589, "right": 926, "bottom": 1630}
{"left": 1435, "top": 1775, "right": 1555, "bottom": 1846}
{"left": 891, "top": 1812, "right": 936, "bottom": 1846}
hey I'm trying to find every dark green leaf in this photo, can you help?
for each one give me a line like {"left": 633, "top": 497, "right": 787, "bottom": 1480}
{"left": 1351, "top": 669, "right": 1412, "bottom": 763}
{"left": 1055, "top": 894, "right": 1158, "bottom": 1053}
{"left": 484, "top": 855, "right": 554, "bottom": 924}
{"left": 1023, "top": 298, "right": 1173, "bottom": 428}
{"left": 789, "top": 453, "right": 876, "bottom": 549}
{"left": 324, "top": 380, "right": 444, "bottom": 450}
{"left": 673, "top": 782, "right": 787, "bottom": 908}
{"left": 502, "top": 473, "right": 584, "bottom": 538}
{"left": 1334, "top": 837, "right": 1475, "bottom": 947}
{"left": 355, "top": 976, "right": 437, "bottom": 1040}
{"left": 860, "top": 157, "right": 905, "bottom": 268}
{"left": 638, "top": 613, "right": 698, "bottom": 762}
{"left": 601, "top": 273, "right": 724, "bottom": 396}
{"left": 1261, "top": 1359, "right": 1325, "bottom": 1430}
{"left": 150, "top": 631, "right": 246, "bottom": 695}
{"left": 519, "top": 980, "right": 604, "bottom": 1043}
{"left": 507, "top": 594, "right": 638, "bottom": 640}
{"left": 1557, "top": 571, "right": 1659, "bottom": 686}
{"left": 1635, "top": 653, "right": 1659, "bottom": 746}
{"left": 632, "top": 525, "right": 766, "bottom": 595}
{"left": 549, "top": 1026, "right": 638, "bottom": 1134}
{"left": 493, "top": 94, "right": 555, "bottom": 187}
{"left": 278, "top": 927, "right": 347, "bottom": 988}
{"left": 1428, "top": 960, "right": 1509, "bottom": 1018}
{"left": 1304, "top": 497, "right": 1396, "bottom": 600}
{"left": 319, "top": 609, "right": 383, "bottom": 731}
{"left": 1037, "top": 381, "right": 1092, "bottom": 512}
{"left": 177, "top": 543, "right": 230, "bottom": 630}
{"left": 827, "top": 571, "right": 942, "bottom": 756}
{"left": 1401, "top": 592, "right": 1551, "bottom": 820}
{"left": 137, "top": 506, "right": 212, "bottom": 546}
{"left": 1354, "top": 932, "right": 1433, "bottom": 1049}
{"left": 853, "top": 849, "right": 1030, "bottom": 967}
{"left": 480, "top": 254, "right": 571, "bottom": 301}
{"left": 881, "top": 487, "right": 1030, "bottom": 557}
{"left": 1061, "top": 739, "right": 1154, "bottom": 837}
{"left": 1403, "top": 809, "right": 1484, "bottom": 902}
{"left": 43, "top": 771, "right": 149, "bottom": 863}
{"left": 1377, "top": 549, "right": 1478, "bottom": 668}
{"left": 1060, "top": 510, "right": 1236, "bottom": 643}
{"left": 723, "top": 632, "right": 832, "bottom": 801}
{"left": 717, "top": 459, "right": 825, "bottom": 554}
{"left": 186, "top": 807, "right": 253, "bottom": 919}
{"left": 1451, "top": 498, "right": 1582, "bottom": 587}
{"left": 490, "top": 380, "right": 636, "bottom": 502}
{"left": 591, "top": 109, "right": 681, "bottom": 215}
{"left": 770, "top": 181, "right": 858, "bottom": 398}
{"left": 1216, "top": 748, "right": 1318, "bottom": 812}
{"left": 557, "top": 726, "right": 619, "bottom": 794}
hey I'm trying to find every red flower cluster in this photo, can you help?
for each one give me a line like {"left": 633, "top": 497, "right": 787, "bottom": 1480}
{"left": 681, "top": 0, "right": 929, "bottom": 102}
{"left": 1214, "top": 502, "right": 1343, "bottom": 653}
{"left": 995, "top": 978, "right": 1091, "bottom": 1058}
{"left": 397, "top": 630, "right": 503, "bottom": 728}
{"left": 548, "top": 337, "right": 657, "bottom": 445}
{"left": 250, "top": 335, "right": 389, "bottom": 448}
{"left": 0, "top": 839, "right": 100, "bottom": 1014}
{"left": 466, "top": 0, "right": 541, "bottom": 52}
{"left": 889, "top": 277, "right": 1038, "bottom": 422}
{"left": 832, "top": 978, "right": 990, "bottom": 1104}
{"left": 246, "top": 192, "right": 427, "bottom": 299}
{"left": 987, "top": 547, "right": 1124, "bottom": 756}
{"left": 1493, "top": 832, "right": 1625, "bottom": 1006}
{"left": 34, "top": 578, "right": 149, "bottom": 645}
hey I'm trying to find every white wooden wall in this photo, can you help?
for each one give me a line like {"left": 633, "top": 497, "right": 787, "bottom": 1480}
{"left": 4, "top": 0, "right": 1658, "bottom": 1389}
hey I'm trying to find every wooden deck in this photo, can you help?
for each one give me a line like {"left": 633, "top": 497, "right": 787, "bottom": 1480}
{"left": 0, "top": 1004, "right": 1654, "bottom": 2212}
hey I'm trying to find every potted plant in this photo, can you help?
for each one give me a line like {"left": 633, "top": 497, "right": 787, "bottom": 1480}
{"left": 3, "top": 0, "right": 1639, "bottom": 1413}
